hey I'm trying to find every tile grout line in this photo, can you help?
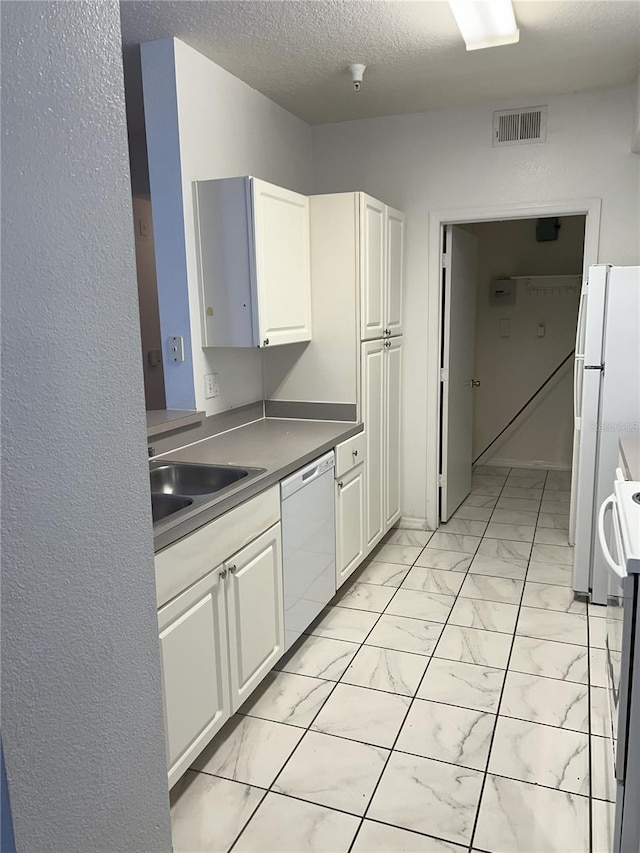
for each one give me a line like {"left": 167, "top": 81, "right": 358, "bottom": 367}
{"left": 344, "top": 501, "right": 495, "bottom": 851}
{"left": 228, "top": 527, "right": 439, "bottom": 852}
{"left": 267, "top": 468, "right": 572, "bottom": 850}
{"left": 467, "top": 466, "right": 550, "bottom": 850}
{"left": 205, "top": 466, "right": 586, "bottom": 852}
{"left": 469, "top": 471, "right": 564, "bottom": 850}
{"left": 282, "top": 636, "right": 590, "bottom": 687}
{"left": 237, "top": 698, "right": 592, "bottom": 740}
{"left": 195, "top": 754, "right": 595, "bottom": 814}
{"left": 587, "top": 604, "right": 594, "bottom": 853}
{"left": 468, "top": 467, "right": 588, "bottom": 850}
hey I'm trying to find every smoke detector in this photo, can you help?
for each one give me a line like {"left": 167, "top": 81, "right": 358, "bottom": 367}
{"left": 348, "top": 63, "right": 366, "bottom": 92}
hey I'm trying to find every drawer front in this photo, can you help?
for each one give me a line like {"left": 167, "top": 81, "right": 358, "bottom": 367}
{"left": 335, "top": 431, "right": 366, "bottom": 478}
{"left": 155, "top": 485, "right": 280, "bottom": 608}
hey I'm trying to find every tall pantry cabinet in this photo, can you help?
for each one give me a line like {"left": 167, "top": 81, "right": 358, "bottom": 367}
{"left": 359, "top": 196, "right": 404, "bottom": 552}
{"left": 300, "top": 192, "right": 404, "bottom": 571}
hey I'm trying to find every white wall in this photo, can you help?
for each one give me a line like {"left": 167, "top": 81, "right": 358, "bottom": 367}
{"left": 463, "top": 217, "right": 584, "bottom": 468}
{"left": 142, "top": 38, "right": 313, "bottom": 415}
{"left": 313, "top": 85, "right": 640, "bottom": 523}
{"left": 1, "top": 2, "right": 172, "bottom": 849}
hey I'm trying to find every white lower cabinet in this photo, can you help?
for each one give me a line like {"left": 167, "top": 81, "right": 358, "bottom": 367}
{"left": 361, "top": 335, "right": 403, "bottom": 556}
{"left": 336, "top": 462, "right": 366, "bottom": 588}
{"left": 158, "top": 568, "right": 230, "bottom": 787}
{"left": 362, "top": 339, "right": 385, "bottom": 552}
{"left": 335, "top": 431, "right": 368, "bottom": 589}
{"left": 158, "top": 518, "right": 283, "bottom": 787}
{"left": 384, "top": 335, "right": 403, "bottom": 529}
{"left": 226, "top": 525, "right": 284, "bottom": 710}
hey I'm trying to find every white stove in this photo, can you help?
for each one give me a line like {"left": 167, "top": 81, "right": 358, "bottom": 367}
{"left": 614, "top": 479, "right": 640, "bottom": 574}
{"left": 598, "top": 478, "right": 640, "bottom": 852}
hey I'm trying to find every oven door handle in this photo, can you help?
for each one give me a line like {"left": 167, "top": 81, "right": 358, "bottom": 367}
{"left": 597, "top": 493, "right": 625, "bottom": 581}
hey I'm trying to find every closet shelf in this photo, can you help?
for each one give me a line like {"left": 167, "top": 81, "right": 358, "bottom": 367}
{"left": 502, "top": 274, "right": 582, "bottom": 296}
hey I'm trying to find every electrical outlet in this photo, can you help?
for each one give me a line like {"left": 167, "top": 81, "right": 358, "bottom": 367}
{"left": 205, "top": 373, "right": 219, "bottom": 399}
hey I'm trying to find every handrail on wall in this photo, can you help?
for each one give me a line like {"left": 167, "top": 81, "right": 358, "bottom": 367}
{"left": 473, "top": 349, "right": 576, "bottom": 465}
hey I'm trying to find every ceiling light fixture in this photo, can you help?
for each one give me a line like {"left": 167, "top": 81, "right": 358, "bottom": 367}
{"left": 448, "top": 0, "right": 519, "bottom": 51}
{"left": 348, "top": 63, "right": 366, "bottom": 92}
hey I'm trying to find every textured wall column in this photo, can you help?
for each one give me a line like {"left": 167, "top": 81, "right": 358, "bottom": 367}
{"left": 1, "top": 2, "right": 172, "bottom": 849}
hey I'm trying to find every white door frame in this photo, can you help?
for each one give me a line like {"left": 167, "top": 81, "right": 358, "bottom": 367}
{"left": 426, "top": 197, "right": 602, "bottom": 532}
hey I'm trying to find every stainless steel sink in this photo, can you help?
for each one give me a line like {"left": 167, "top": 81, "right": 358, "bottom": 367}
{"left": 151, "top": 493, "right": 193, "bottom": 523}
{"left": 149, "top": 461, "right": 267, "bottom": 526}
{"left": 150, "top": 462, "right": 266, "bottom": 497}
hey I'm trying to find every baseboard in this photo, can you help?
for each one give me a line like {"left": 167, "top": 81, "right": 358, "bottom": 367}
{"left": 481, "top": 457, "right": 571, "bottom": 472}
{"left": 396, "top": 516, "right": 430, "bottom": 530}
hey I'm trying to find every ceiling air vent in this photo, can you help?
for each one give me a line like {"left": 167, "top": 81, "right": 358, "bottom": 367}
{"left": 493, "top": 106, "right": 547, "bottom": 147}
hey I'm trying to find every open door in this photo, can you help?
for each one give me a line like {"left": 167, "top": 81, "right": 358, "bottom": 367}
{"left": 440, "top": 225, "right": 478, "bottom": 521}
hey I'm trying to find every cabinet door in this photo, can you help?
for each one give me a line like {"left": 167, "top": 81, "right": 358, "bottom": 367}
{"left": 362, "top": 340, "right": 385, "bottom": 552}
{"left": 359, "top": 195, "right": 386, "bottom": 341}
{"left": 158, "top": 568, "right": 230, "bottom": 787}
{"left": 194, "top": 177, "right": 255, "bottom": 348}
{"left": 251, "top": 179, "right": 312, "bottom": 347}
{"left": 336, "top": 463, "right": 366, "bottom": 588}
{"left": 385, "top": 337, "right": 403, "bottom": 530}
{"left": 226, "top": 523, "right": 284, "bottom": 711}
{"left": 385, "top": 207, "right": 404, "bottom": 336}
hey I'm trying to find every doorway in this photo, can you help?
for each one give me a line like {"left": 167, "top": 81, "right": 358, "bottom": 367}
{"left": 439, "top": 214, "right": 586, "bottom": 524}
{"left": 425, "top": 198, "right": 601, "bottom": 533}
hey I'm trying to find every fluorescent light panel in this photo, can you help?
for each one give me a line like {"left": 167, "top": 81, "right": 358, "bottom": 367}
{"left": 448, "top": 0, "right": 520, "bottom": 50}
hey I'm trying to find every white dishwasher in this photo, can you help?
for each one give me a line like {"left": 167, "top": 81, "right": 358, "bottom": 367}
{"left": 280, "top": 450, "right": 336, "bottom": 651}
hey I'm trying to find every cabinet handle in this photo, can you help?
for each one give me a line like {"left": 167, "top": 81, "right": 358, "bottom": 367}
{"left": 228, "top": 564, "right": 237, "bottom": 574}
{"left": 219, "top": 568, "right": 228, "bottom": 580}
{"left": 471, "top": 379, "right": 481, "bottom": 387}
{"left": 337, "top": 481, "right": 344, "bottom": 488}
{"left": 263, "top": 338, "right": 269, "bottom": 347}
{"left": 384, "top": 328, "right": 391, "bottom": 336}
{"left": 352, "top": 449, "right": 358, "bottom": 457}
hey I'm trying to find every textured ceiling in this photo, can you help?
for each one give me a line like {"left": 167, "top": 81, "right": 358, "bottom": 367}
{"left": 120, "top": 0, "right": 640, "bottom": 129}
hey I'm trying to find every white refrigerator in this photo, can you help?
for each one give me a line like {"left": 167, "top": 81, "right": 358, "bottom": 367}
{"left": 570, "top": 265, "right": 640, "bottom": 605}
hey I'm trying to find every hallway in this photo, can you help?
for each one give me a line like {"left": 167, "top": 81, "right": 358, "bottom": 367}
{"left": 170, "top": 465, "right": 612, "bottom": 853}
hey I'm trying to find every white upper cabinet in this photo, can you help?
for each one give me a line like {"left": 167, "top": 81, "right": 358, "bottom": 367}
{"left": 359, "top": 196, "right": 405, "bottom": 341}
{"left": 359, "top": 195, "right": 386, "bottom": 341}
{"left": 194, "top": 177, "right": 312, "bottom": 348}
{"left": 252, "top": 180, "right": 312, "bottom": 347}
{"left": 386, "top": 208, "right": 405, "bottom": 337}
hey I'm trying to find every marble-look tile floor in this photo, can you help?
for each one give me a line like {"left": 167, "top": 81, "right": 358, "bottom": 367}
{"left": 171, "top": 466, "right": 613, "bottom": 853}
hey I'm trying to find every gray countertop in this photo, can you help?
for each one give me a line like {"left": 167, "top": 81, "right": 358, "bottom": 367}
{"left": 152, "top": 417, "right": 363, "bottom": 552}
{"left": 146, "top": 409, "right": 205, "bottom": 438}
{"left": 620, "top": 436, "right": 640, "bottom": 481}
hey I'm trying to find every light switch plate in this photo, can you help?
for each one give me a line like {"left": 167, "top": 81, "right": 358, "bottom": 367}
{"left": 168, "top": 336, "right": 185, "bottom": 363}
